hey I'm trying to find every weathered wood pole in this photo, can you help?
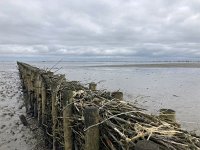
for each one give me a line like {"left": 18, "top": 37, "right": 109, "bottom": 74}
{"left": 40, "top": 77, "right": 49, "bottom": 146}
{"left": 89, "top": 82, "right": 97, "bottom": 91}
{"left": 28, "top": 70, "right": 35, "bottom": 115}
{"left": 41, "top": 80, "right": 46, "bottom": 125}
{"left": 37, "top": 74, "right": 42, "bottom": 125}
{"left": 33, "top": 98, "right": 38, "bottom": 117}
{"left": 159, "top": 109, "right": 176, "bottom": 122}
{"left": 112, "top": 91, "right": 123, "bottom": 100}
{"left": 32, "top": 72, "right": 38, "bottom": 118}
{"left": 51, "top": 84, "right": 58, "bottom": 150}
{"left": 84, "top": 106, "right": 100, "bottom": 150}
{"left": 19, "top": 66, "right": 29, "bottom": 113}
{"left": 26, "top": 70, "right": 33, "bottom": 112}
{"left": 63, "top": 90, "right": 73, "bottom": 150}
{"left": 52, "top": 75, "right": 65, "bottom": 150}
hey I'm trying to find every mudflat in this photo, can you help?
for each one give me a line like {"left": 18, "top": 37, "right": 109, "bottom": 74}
{"left": 88, "top": 62, "right": 200, "bottom": 68}
{"left": 0, "top": 62, "right": 45, "bottom": 150}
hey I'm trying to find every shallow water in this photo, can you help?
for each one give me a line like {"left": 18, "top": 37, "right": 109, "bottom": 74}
{"left": 31, "top": 61, "right": 200, "bottom": 133}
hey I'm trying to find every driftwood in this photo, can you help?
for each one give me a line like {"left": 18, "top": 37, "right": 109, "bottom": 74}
{"left": 69, "top": 89, "right": 200, "bottom": 150}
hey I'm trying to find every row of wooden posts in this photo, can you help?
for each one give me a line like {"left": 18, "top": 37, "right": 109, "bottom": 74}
{"left": 17, "top": 62, "right": 176, "bottom": 150}
{"left": 17, "top": 62, "right": 125, "bottom": 150}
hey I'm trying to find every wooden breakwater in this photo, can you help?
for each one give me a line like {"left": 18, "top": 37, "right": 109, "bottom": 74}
{"left": 18, "top": 61, "right": 104, "bottom": 150}
{"left": 17, "top": 62, "right": 200, "bottom": 150}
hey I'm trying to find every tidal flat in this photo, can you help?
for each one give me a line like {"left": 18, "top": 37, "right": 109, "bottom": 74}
{"left": 0, "top": 62, "right": 45, "bottom": 150}
{"left": 1, "top": 61, "right": 200, "bottom": 149}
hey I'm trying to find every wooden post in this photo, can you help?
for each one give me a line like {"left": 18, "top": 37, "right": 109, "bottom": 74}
{"left": 33, "top": 98, "right": 38, "bottom": 117}
{"left": 20, "top": 67, "right": 29, "bottom": 113}
{"left": 32, "top": 72, "right": 38, "bottom": 118}
{"left": 52, "top": 75, "right": 65, "bottom": 150}
{"left": 41, "top": 80, "right": 46, "bottom": 125}
{"left": 89, "top": 82, "right": 97, "bottom": 91}
{"left": 37, "top": 74, "right": 42, "bottom": 126}
{"left": 27, "top": 70, "right": 34, "bottom": 114}
{"left": 112, "top": 91, "right": 123, "bottom": 100}
{"left": 84, "top": 106, "right": 99, "bottom": 150}
{"left": 63, "top": 90, "right": 73, "bottom": 150}
{"left": 51, "top": 84, "right": 58, "bottom": 150}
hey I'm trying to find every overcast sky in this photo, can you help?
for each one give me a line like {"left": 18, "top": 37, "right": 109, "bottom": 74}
{"left": 0, "top": 0, "right": 200, "bottom": 57}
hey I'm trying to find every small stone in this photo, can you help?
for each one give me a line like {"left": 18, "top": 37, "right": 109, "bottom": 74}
{"left": 19, "top": 114, "right": 28, "bottom": 126}
{"left": 1, "top": 125, "right": 6, "bottom": 129}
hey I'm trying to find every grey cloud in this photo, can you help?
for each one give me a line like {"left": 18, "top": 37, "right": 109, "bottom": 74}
{"left": 0, "top": 0, "right": 200, "bottom": 57}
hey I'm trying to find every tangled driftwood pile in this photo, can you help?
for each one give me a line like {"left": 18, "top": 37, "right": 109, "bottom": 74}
{"left": 69, "top": 89, "right": 200, "bottom": 150}
{"left": 17, "top": 62, "right": 200, "bottom": 150}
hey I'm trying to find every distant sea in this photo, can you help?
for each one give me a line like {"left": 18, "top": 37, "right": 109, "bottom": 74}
{"left": 1, "top": 54, "right": 200, "bottom": 62}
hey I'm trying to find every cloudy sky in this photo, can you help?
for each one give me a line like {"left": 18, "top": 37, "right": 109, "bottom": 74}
{"left": 0, "top": 0, "right": 200, "bottom": 57}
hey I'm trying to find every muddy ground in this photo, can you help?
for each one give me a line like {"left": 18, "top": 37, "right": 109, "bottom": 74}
{"left": 0, "top": 63, "right": 46, "bottom": 150}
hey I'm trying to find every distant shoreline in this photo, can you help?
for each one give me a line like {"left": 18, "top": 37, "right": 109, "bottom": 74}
{"left": 86, "top": 62, "right": 200, "bottom": 68}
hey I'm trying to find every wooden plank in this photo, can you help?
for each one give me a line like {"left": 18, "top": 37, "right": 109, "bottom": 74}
{"left": 84, "top": 106, "right": 100, "bottom": 150}
{"left": 63, "top": 90, "right": 73, "bottom": 150}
